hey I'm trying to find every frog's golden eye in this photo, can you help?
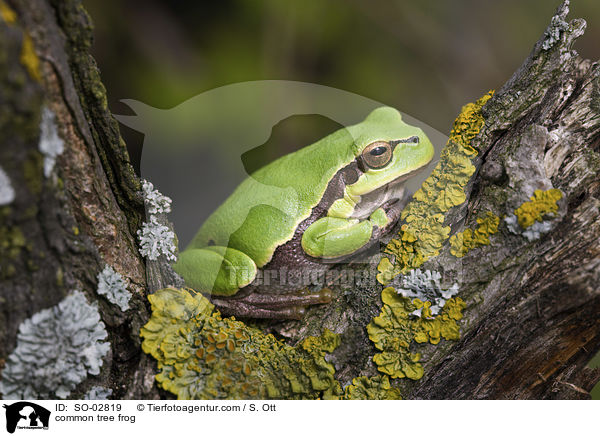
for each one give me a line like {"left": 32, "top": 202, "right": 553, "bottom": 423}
{"left": 360, "top": 141, "right": 393, "bottom": 169}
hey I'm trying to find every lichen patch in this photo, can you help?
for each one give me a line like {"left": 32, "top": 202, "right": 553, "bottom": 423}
{"left": 542, "top": 15, "right": 569, "bottom": 50}
{"left": 390, "top": 268, "right": 459, "bottom": 316}
{"left": 367, "top": 287, "right": 465, "bottom": 380}
{"left": 449, "top": 212, "right": 500, "bottom": 258}
{"left": 96, "top": 265, "right": 131, "bottom": 311}
{"left": 140, "top": 287, "right": 342, "bottom": 399}
{"left": 0, "top": 165, "right": 15, "bottom": 205}
{"left": 137, "top": 217, "right": 176, "bottom": 261}
{"left": 20, "top": 33, "right": 41, "bottom": 82}
{"left": 343, "top": 375, "right": 402, "bottom": 400}
{"left": 505, "top": 188, "right": 563, "bottom": 241}
{"left": 142, "top": 180, "right": 172, "bottom": 216}
{"left": 0, "top": 0, "right": 16, "bottom": 24}
{"left": 514, "top": 189, "right": 562, "bottom": 229}
{"left": 0, "top": 291, "right": 110, "bottom": 399}
{"left": 38, "top": 106, "right": 64, "bottom": 178}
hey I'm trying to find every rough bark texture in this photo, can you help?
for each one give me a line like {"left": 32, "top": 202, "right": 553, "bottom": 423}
{"left": 0, "top": 0, "right": 598, "bottom": 400}
{"left": 0, "top": 0, "right": 161, "bottom": 399}
{"left": 407, "top": 2, "right": 600, "bottom": 399}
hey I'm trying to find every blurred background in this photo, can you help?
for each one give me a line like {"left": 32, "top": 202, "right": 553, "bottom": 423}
{"left": 84, "top": 0, "right": 600, "bottom": 163}
{"left": 81, "top": 0, "right": 600, "bottom": 396}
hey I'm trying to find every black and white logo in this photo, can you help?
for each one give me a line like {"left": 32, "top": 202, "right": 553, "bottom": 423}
{"left": 2, "top": 402, "right": 50, "bottom": 434}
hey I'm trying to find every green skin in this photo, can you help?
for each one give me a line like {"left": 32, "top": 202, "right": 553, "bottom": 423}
{"left": 174, "top": 107, "right": 434, "bottom": 318}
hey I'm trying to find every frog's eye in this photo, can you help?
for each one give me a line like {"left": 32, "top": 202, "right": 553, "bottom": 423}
{"left": 360, "top": 141, "right": 393, "bottom": 169}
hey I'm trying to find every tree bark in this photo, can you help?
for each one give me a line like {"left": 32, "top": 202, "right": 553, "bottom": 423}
{"left": 408, "top": 1, "right": 600, "bottom": 399}
{"left": 0, "top": 0, "right": 598, "bottom": 400}
{"left": 0, "top": 0, "right": 160, "bottom": 399}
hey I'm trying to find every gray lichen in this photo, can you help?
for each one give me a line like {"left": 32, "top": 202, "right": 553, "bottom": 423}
{"left": 390, "top": 269, "right": 459, "bottom": 317}
{"left": 542, "top": 15, "right": 569, "bottom": 50}
{"left": 0, "top": 291, "right": 111, "bottom": 399}
{"left": 504, "top": 214, "right": 554, "bottom": 241}
{"left": 83, "top": 386, "right": 113, "bottom": 400}
{"left": 0, "top": 165, "right": 15, "bottom": 205}
{"left": 142, "top": 179, "right": 172, "bottom": 216}
{"left": 137, "top": 216, "right": 176, "bottom": 261}
{"left": 137, "top": 179, "right": 176, "bottom": 262}
{"left": 38, "top": 106, "right": 65, "bottom": 177}
{"left": 96, "top": 265, "right": 131, "bottom": 311}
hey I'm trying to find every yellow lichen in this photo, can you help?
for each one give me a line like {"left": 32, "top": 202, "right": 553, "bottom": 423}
{"left": 140, "top": 287, "right": 342, "bottom": 399}
{"left": 514, "top": 189, "right": 562, "bottom": 229}
{"left": 0, "top": 226, "right": 26, "bottom": 261}
{"left": 376, "top": 256, "right": 396, "bottom": 285}
{"left": 449, "top": 211, "right": 500, "bottom": 257}
{"left": 0, "top": 0, "right": 16, "bottom": 24}
{"left": 343, "top": 375, "right": 402, "bottom": 400}
{"left": 367, "top": 287, "right": 465, "bottom": 380}
{"left": 377, "top": 91, "right": 494, "bottom": 283}
{"left": 20, "top": 33, "right": 41, "bottom": 82}
{"left": 370, "top": 91, "right": 487, "bottom": 378}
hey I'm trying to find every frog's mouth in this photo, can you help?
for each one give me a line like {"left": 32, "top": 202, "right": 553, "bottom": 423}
{"left": 349, "top": 168, "right": 421, "bottom": 220}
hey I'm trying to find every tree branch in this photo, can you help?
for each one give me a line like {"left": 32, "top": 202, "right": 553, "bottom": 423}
{"left": 0, "top": 0, "right": 598, "bottom": 400}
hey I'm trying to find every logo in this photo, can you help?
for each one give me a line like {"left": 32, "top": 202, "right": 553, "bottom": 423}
{"left": 2, "top": 402, "right": 50, "bottom": 434}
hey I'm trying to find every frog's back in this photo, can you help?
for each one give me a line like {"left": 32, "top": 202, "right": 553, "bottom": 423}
{"left": 188, "top": 127, "right": 353, "bottom": 267}
{"left": 187, "top": 107, "right": 407, "bottom": 267}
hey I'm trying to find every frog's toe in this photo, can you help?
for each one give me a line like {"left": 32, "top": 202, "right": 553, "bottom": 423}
{"left": 212, "top": 298, "right": 307, "bottom": 320}
{"left": 237, "top": 288, "right": 333, "bottom": 309}
{"left": 318, "top": 287, "right": 333, "bottom": 303}
{"left": 289, "top": 306, "right": 306, "bottom": 319}
{"left": 173, "top": 246, "right": 257, "bottom": 296}
{"left": 211, "top": 287, "right": 332, "bottom": 319}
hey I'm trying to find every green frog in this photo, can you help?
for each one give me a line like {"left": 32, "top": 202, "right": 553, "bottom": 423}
{"left": 174, "top": 107, "right": 434, "bottom": 318}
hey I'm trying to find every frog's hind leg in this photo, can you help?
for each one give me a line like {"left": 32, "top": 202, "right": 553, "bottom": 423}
{"left": 212, "top": 288, "right": 332, "bottom": 320}
{"left": 173, "top": 246, "right": 257, "bottom": 296}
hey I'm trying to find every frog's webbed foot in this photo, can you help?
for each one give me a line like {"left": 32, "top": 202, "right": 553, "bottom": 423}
{"left": 212, "top": 288, "right": 332, "bottom": 320}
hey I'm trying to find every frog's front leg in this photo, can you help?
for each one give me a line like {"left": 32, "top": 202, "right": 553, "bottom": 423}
{"left": 301, "top": 217, "right": 372, "bottom": 258}
{"left": 301, "top": 202, "right": 404, "bottom": 259}
{"left": 370, "top": 197, "right": 406, "bottom": 239}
